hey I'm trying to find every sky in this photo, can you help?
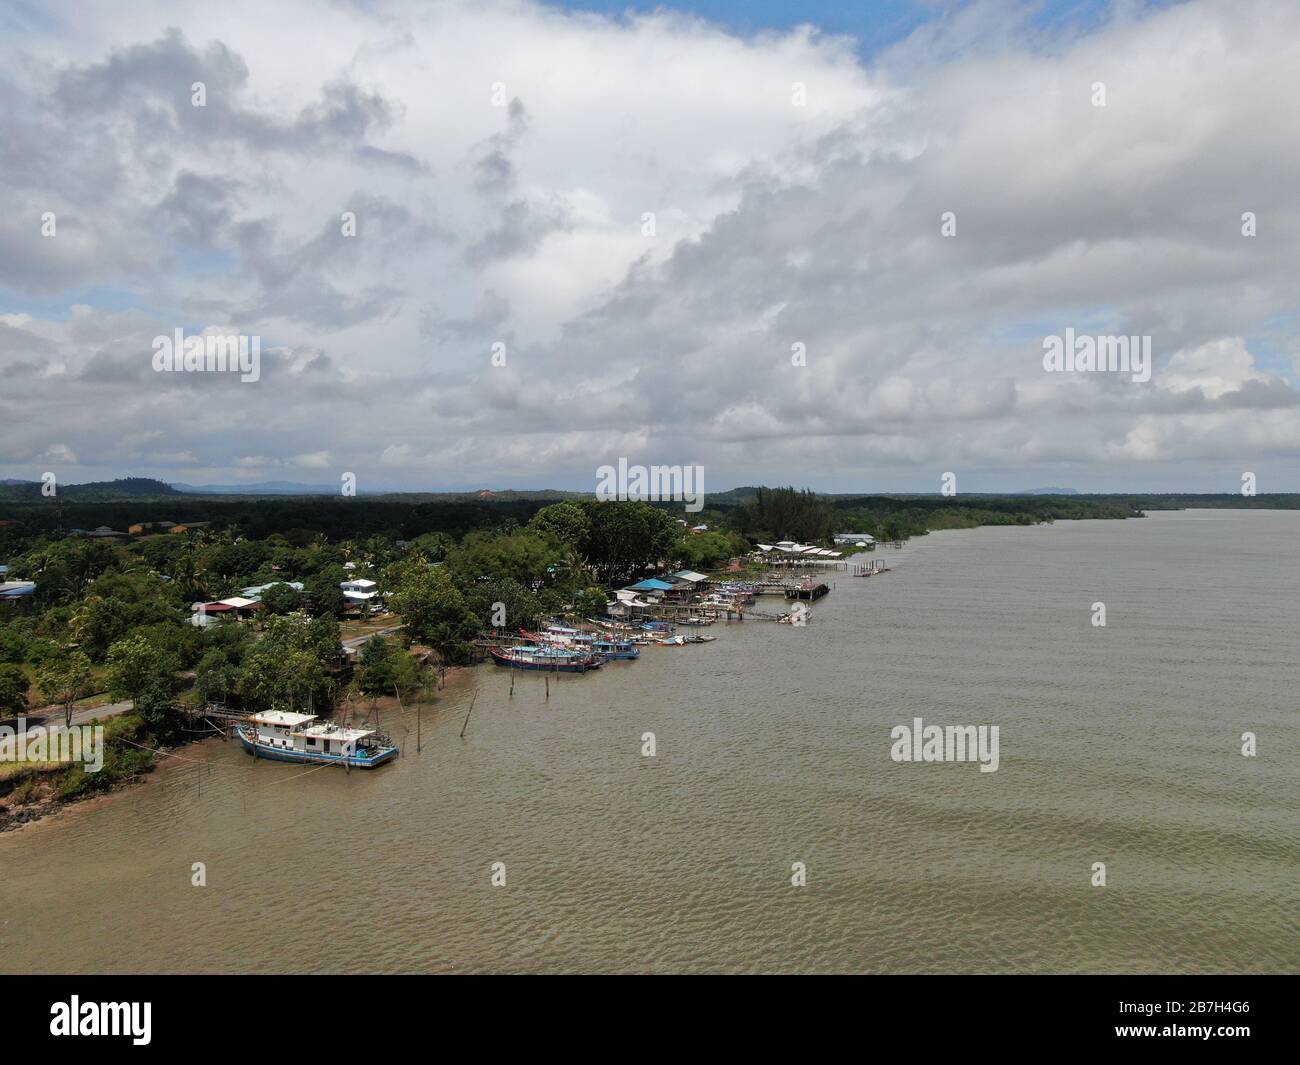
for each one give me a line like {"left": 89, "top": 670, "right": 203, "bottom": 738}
{"left": 2, "top": 0, "right": 1298, "bottom": 494}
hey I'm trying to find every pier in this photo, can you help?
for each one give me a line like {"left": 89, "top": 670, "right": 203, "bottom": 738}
{"left": 785, "top": 582, "right": 830, "bottom": 601}
{"left": 852, "top": 560, "right": 891, "bottom": 577}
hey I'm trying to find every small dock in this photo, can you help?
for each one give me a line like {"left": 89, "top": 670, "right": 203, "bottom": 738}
{"left": 785, "top": 582, "right": 830, "bottom": 601}
{"left": 644, "top": 602, "right": 746, "bottom": 622}
{"left": 852, "top": 561, "right": 891, "bottom": 577}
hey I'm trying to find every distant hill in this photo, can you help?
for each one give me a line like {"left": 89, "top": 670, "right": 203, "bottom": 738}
{"left": 171, "top": 481, "right": 340, "bottom": 495}
{"left": 1016, "top": 487, "right": 1079, "bottom": 495}
{"left": 706, "top": 486, "right": 762, "bottom": 504}
{"left": 170, "top": 482, "right": 588, "bottom": 499}
{"left": 0, "top": 477, "right": 180, "bottom": 501}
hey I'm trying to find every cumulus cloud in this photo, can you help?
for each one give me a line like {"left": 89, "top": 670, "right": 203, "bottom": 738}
{"left": 1, "top": 0, "right": 1299, "bottom": 491}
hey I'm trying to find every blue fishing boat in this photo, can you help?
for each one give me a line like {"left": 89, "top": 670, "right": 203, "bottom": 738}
{"left": 593, "top": 638, "right": 640, "bottom": 660}
{"left": 490, "top": 645, "right": 601, "bottom": 672}
{"left": 234, "top": 710, "right": 398, "bottom": 768}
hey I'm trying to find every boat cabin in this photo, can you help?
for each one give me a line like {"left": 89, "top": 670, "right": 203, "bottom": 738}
{"left": 248, "top": 710, "right": 380, "bottom": 759}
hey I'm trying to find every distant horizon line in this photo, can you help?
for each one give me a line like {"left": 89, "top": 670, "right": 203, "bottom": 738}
{"left": 3, "top": 475, "right": 1299, "bottom": 499}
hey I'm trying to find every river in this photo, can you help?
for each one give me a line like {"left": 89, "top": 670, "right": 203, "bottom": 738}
{"left": 1, "top": 509, "right": 1296, "bottom": 973}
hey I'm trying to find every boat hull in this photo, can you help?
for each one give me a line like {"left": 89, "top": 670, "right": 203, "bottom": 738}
{"left": 489, "top": 648, "right": 598, "bottom": 672}
{"left": 234, "top": 725, "right": 398, "bottom": 768}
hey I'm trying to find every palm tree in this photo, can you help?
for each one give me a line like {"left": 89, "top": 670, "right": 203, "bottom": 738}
{"left": 173, "top": 549, "right": 206, "bottom": 602}
{"left": 556, "top": 548, "right": 594, "bottom": 587}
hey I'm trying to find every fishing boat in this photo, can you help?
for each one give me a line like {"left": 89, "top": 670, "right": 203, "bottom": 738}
{"left": 683, "top": 634, "right": 717, "bottom": 643}
{"left": 234, "top": 710, "right": 398, "bottom": 768}
{"left": 593, "top": 638, "right": 640, "bottom": 659}
{"left": 490, "top": 644, "right": 602, "bottom": 672}
{"left": 520, "top": 624, "right": 602, "bottom": 653}
{"left": 539, "top": 623, "right": 598, "bottom": 647}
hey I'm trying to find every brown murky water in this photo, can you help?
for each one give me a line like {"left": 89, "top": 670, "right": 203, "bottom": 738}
{"left": 1, "top": 510, "right": 1296, "bottom": 973}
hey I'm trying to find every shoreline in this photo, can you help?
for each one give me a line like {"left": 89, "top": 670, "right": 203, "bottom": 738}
{"left": 0, "top": 667, "right": 477, "bottom": 836}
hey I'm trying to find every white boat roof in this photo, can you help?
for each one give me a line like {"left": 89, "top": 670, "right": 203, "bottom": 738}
{"left": 251, "top": 710, "right": 318, "bottom": 727}
{"left": 292, "top": 723, "right": 376, "bottom": 742}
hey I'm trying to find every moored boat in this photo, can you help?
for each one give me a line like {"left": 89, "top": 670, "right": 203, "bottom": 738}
{"left": 593, "top": 638, "right": 640, "bottom": 659}
{"left": 235, "top": 710, "right": 398, "bottom": 768}
{"left": 490, "top": 645, "right": 601, "bottom": 672}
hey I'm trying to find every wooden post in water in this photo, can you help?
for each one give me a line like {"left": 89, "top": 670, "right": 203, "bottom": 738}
{"left": 460, "top": 693, "right": 477, "bottom": 739}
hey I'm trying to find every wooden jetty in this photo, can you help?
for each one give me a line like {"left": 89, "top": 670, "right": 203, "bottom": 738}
{"left": 785, "top": 582, "right": 830, "bottom": 601}
{"left": 643, "top": 602, "right": 745, "bottom": 622}
{"left": 763, "top": 557, "right": 848, "bottom": 570}
{"left": 852, "top": 561, "right": 891, "bottom": 577}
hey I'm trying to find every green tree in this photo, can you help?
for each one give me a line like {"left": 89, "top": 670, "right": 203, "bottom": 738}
{"left": 461, "top": 577, "right": 541, "bottom": 632}
{"left": 69, "top": 596, "right": 132, "bottom": 661}
{"left": 36, "top": 653, "right": 93, "bottom": 728}
{"left": 389, "top": 565, "right": 480, "bottom": 665}
{"left": 303, "top": 566, "right": 346, "bottom": 617}
{"left": 259, "top": 582, "right": 302, "bottom": 615}
{"left": 357, "top": 636, "right": 396, "bottom": 696}
{"left": 570, "top": 585, "right": 609, "bottom": 620}
{"left": 133, "top": 677, "right": 179, "bottom": 739}
{"left": 409, "top": 532, "right": 454, "bottom": 562}
{"left": 194, "top": 649, "right": 237, "bottom": 706}
{"left": 170, "top": 548, "right": 208, "bottom": 602}
{"left": 106, "top": 634, "right": 178, "bottom": 705}
{"left": 0, "top": 663, "right": 29, "bottom": 718}
{"left": 237, "top": 614, "right": 335, "bottom": 713}
{"left": 447, "top": 531, "right": 557, "bottom": 588}
{"left": 528, "top": 501, "right": 591, "bottom": 550}
{"left": 676, "top": 530, "right": 746, "bottom": 570}
{"left": 578, "top": 500, "right": 680, "bottom": 584}
{"left": 239, "top": 647, "right": 328, "bottom": 713}
{"left": 737, "top": 487, "right": 833, "bottom": 543}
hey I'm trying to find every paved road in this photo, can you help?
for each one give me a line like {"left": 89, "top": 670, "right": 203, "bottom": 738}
{"left": 341, "top": 625, "right": 401, "bottom": 651}
{"left": 12, "top": 700, "right": 134, "bottom": 736}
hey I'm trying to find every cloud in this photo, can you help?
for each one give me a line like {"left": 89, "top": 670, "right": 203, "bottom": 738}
{"left": 1, "top": 0, "right": 1299, "bottom": 491}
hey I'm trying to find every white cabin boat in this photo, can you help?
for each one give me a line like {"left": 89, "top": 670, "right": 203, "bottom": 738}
{"left": 235, "top": 710, "right": 398, "bottom": 768}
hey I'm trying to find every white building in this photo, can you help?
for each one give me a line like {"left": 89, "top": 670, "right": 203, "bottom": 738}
{"left": 340, "top": 578, "right": 381, "bottom": 610}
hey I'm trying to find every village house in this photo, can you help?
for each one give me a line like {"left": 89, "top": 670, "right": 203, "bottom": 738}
{"left": 239, "top": 581, "right": 304, "bottom": 602}
{"left": 128, "top": 521, "right": 177, "bottom": 535}
{"left": 189, "top": 596, "right": 260, "bottom": 626}
{"left": 0, "top": 579, "right": 36, "bottom": 603}
{"left": 341, "top": 578, "right": 382, "bottom": 612}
